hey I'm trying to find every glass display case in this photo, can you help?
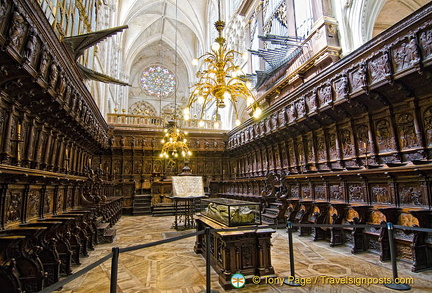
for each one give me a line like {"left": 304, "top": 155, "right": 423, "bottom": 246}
{"left": 200, "top": 198, "right": 261, "bottom": 226}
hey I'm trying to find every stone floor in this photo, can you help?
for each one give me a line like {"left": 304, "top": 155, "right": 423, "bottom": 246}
{"left": 58, "top": 215, "right": 432, "bottom": 292}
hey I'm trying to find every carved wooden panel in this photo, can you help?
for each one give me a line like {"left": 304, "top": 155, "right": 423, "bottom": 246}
{"left": 290, "top": 185, "right": 299, "bottom": 198}
{"left": 43, "top": 186, "right": 54, "bottom": 216}
{"left": 339, "top": 127, "right": 354, "bottom": 159}
{"left": 333, "top": 75, "right": 348, "bottom": 101}
{"left": 396, "top": 112, "right": 419, "bottom": 150}
{"left": 349, "top": 62, "right": 367, "bottom": 93}
{"left": 422, "top": 106, "right": 432, "bottom": 147}
{"left": 287, "top": 139, "right": 296, "bottom": 170}
{"left": 316, "top": 130, "right": 327, "bottom": 163}
{"left": 328, "top": 129, "right": 339, "bottom": 161}
{"left": 305, "top": 133, "right": 315, "bottom": 165}
{"left": 318, "top": 84, "right": 333, "bottom": 108}
{"left": 348, "top": 183, "right": 365, "bottom": 203}
{"left": 301, "top": 185, "right": 311, "bottom": 199}
{"left": 26, "top": 187, "right": 41, "bottom": 221}
{"left": 375, "top": 118, "right": 396, "bottom": 153}
{"left": 286, "top": 104, "right": 296, "bottom": 123}
{"left": 56, "top": 187, "right": 64, "bottom": 213}
{"left": 419, "top": 27, "right": 432, "bottom": 61}
{"left": 314, "top": 185, "right": 326, "bottom": 200}
{"left": 306, "top": 92, "right": 317, "bottom": 114}
{"left": 371, "top": 184, "right": 392, "bottom": 204}
{"left": 5, "top": 186, "right": 23, "bottom": 227}
{"left": 330, "top": 184, "right": 343, "bottom": 201}
{"left": 392, "top": 36, "right": 421, "bottom": 73}
{"left": 368, "top": 51, "right": 391, "bottom": 84}
{"left": 398, "top": 183, "right": 424, "bottom": 206}
{"left": 295, "top": 98, "right": 306, "bottom": 119}
{"left": 65, "top": 187, "right": 72, "bottom": 210}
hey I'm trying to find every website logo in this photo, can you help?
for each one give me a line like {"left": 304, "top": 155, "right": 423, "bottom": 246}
{"left": 231, "top": 273, "right": 246, "bottom": 288}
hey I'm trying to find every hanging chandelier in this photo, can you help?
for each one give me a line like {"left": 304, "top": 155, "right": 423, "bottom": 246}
{"left": 159, "top": 0, "right": 191, "bottom": 159}
{"left": 183, "top": 1, "right": 261, "bottom": 128}
{"left": 160, "top": 120, "right": 192, "bottom": 159}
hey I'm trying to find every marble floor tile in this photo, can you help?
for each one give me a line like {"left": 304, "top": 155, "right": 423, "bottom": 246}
{"left": 57, "top": 215, "right": 432, "bottom": 292}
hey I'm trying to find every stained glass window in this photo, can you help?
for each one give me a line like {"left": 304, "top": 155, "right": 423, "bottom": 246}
{"left": 141, "top": 65, "right": 176, "bottom": 98}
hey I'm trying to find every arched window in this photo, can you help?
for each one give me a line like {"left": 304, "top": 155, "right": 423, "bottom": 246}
{"left": 140, "top": 65, "right": 176, "bottom": 98}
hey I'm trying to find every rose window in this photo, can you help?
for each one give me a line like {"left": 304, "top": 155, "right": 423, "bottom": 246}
{"left": 141, "top": 65, "right": 175, "bottom": 97}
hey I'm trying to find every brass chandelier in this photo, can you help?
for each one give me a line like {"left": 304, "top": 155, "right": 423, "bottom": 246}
{"left": 159, "top": 0, "right": 191, "bottom": 159}
{"left": 160, "top": 120, "right": 192, "bottom": 159}
{"left": 183, "top": 3, "right": 261, "bottom": 128}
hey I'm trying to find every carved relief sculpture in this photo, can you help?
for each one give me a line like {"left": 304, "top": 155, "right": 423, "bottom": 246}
{"left": 317, "top": 134, "right": 327, "bottom": 161}
{"left": 340, "top": 129, "right": 354, "bottom": 157}
{"left": 296, "top": 99, "right": 306, "bottom": 118}
{"left": 287, "top": 104, "right": 296, "bottom": 122}
{"left": 423, "top": 106, "right": 432, "bottom": 146}
{"left": 306, "top": 92, "right": 317, "bottom": 113}
{"left": 376, "top": 119, "right": 395, "bottom": 152}
{"left": 419, "top": 28, "right": 432, "bottom": 58}
{"left": 397, "top": 113, "right": 419, "bottom": 149}
{"left": 9, "top": 11, "right": 26, "bottom": 50}
{"left": 333, "top": 75, "right": 348, "bottom": 100}
{"left": 318, "top": 85, "right": 332, "bottom": 106}
{"left": 393, "top": 37, "right": 420, "bottom": 72}
{"left": 278, "top": 108, "right": 286, "bottom": 125}
{"left": 25, "top": 30, "right": 39, "bottom": 66}
{"left": 369, "top": 51, "right": 391, "bottom": 83}
{"left": 348, "top": 184, "right": 364, "bottom": 202}
{"left": 350, "top": 61, "right": 367, "bottom": 92}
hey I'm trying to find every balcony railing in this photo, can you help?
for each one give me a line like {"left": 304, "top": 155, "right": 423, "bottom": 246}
{"left": 106, "top": 113, "right": 219, "bottom": 130}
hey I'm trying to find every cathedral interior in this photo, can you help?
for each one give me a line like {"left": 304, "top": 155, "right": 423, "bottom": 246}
{"left": 1, "top": 0, "right": 432, "bottom": 292}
